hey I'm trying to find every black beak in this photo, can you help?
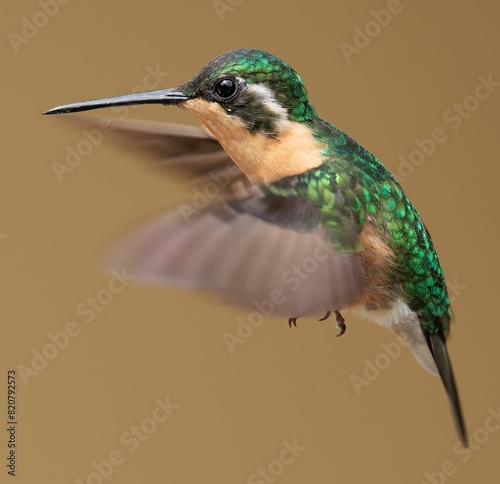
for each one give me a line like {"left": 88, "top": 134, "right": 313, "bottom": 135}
{"left": 43, "top": 87, "right": 190, "bottom": 115}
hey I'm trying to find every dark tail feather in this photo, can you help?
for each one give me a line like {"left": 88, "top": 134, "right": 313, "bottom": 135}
{"left": 427, "top": 332, "right": 468, "bottom": 447}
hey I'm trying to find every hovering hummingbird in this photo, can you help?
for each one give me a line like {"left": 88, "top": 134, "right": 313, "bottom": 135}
{"left": 44, "top": 49, "right": 467, "bottom": 446}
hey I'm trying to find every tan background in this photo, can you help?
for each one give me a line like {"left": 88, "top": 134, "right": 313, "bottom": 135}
{"left": 2, "top": 1, "right": 499, "bottom": 483}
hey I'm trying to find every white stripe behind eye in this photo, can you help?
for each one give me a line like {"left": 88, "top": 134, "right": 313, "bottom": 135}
{"left": 246, "top": 83, "right": 290, "bottom": 126}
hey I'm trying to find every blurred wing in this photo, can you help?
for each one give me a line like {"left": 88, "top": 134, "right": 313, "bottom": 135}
{"left": 69, "top": 117, "right": 364, "bottom": 315}
{"left": 69, "top": 116, "right": 247, "bottom": 193}
{"left": 107, "top": 187, "right": 364, "bottom": 317}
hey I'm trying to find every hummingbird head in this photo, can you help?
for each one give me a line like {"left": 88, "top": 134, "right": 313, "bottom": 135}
{"left": 44, "top": 49, "right": 324, "bottom": 184}
{"left": 180, "top": 49, "right": 318, "bottom": 134}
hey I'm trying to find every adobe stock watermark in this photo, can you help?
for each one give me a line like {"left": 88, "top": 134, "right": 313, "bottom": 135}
{"left": 396, "top": 73, "right": 500, "bottom": 181}
{"left": 247, "top": 439, "right": 306, "bottom": 484}
{"left": 349, "top": 277, "right": 467, "bottom": 396}
{"left": 213, "top": 0, "right": 243, "bottom": 21}
{"left": 340, "top": 0, "right": 405, "bottom": 64}
{"left": 421, "top": 405, "right": 500, "bottom": 484}
{"left": 222, "top": 237, "right": 341, "bottom": 354}
{"left": 51, "top": 65, "right": 170, "bottom": 182}
{"left": 75, "top": 396, "right": 180, "bottom": 484}
{"left": 17, "top": 268, "right": 135, "bottom": 386}
{"left": 7, "top": 0, "right": 72, "bottom": 54}
{"left": 0, "top": 233, "right": 9, "bottom": 244}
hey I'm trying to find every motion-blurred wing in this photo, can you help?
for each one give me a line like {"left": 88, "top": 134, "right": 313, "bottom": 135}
{"left": 107, "top": 187, "right": 364, "bottom": 317}
{"left": 70, "top": 117, "right": 364, "bottom": 315}
{"left": 70, "top": 116, "right": 246, "bottom": 192}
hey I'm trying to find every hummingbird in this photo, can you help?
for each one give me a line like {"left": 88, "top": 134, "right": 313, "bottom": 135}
{"left": 44, "top": 48, "right": 467, "bottom": 446}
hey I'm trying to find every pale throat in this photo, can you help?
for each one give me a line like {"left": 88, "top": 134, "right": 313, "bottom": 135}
{"left": 181, "top": 98, "right": 325, "bottom": 185}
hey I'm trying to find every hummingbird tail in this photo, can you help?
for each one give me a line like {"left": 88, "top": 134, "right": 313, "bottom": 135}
{"left": 426, "top": 332, "right": 468, "bottom": 447}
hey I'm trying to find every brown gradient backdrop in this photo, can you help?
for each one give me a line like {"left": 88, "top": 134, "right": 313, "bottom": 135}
{"left": 2, "top": 1, "right": 499, "bottom": 483}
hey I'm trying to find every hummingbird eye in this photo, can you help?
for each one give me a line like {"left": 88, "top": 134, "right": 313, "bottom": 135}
{"left": 214, "top": 78, "right": 238, "bottom": 101}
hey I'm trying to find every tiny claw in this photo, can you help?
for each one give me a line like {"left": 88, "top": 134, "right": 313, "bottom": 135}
{"left": 336, "top": 321, "right": 346, "bottom": 337}
{"left": 334, "top": 310, "right": 346, "bottom": 337}
{"left": 318, "top": 310, "right": 332, "bottom": 322}
{"left": 288, "top": 317, "right": 298, "bottom": 328}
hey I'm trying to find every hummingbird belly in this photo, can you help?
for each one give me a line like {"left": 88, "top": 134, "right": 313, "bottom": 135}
{"left": 357, "top": 222, "right": 401, "bottom": 311}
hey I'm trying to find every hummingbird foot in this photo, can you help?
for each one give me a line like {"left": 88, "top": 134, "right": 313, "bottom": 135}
{"left": 288, "top": 317, "right": 298, "bottom": 328}
{"left": 318, "top": 310, "right": 332, "bottom": 321}
{"left": 334, "top": 310, "right": 346, "bottom": 337}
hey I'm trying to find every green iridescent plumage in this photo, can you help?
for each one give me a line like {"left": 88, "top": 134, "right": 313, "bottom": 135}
{"left": 267, "top": 118, "right": 451, "bottom": 337}
{"left": 186, "top": 50, "right": 454, "bottom": 337}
